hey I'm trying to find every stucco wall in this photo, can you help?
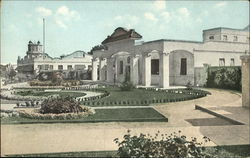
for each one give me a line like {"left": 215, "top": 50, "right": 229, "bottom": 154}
{"left": 241, "top": 55, "right": 250, "bottom": 108}
{"left": 169, "top": 50, "right": 194, "bottom": 86}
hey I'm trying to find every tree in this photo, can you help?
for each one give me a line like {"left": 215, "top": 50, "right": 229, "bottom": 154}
{"left": 88, "top": 45, "right": 107, "bottom": 55}
{"left": 7, "top": 68, "right": 17, "bottom": 81}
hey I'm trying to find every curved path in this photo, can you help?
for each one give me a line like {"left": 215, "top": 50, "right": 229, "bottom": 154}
{"left": 1, "top": 88, "right": 248, "bottom": 156}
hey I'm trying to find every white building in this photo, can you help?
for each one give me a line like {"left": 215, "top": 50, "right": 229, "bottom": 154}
{"left": 17, "top": 41, "right": 92, "bottom": 79}
{"left": 92, "top": 26, "right": 250, "bottom": 88}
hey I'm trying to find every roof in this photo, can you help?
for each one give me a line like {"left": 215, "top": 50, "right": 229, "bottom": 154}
{"left": 142, "top": 39, "right": 203, "bottom": 45}
{"left": 60, "top": 50, "right": 87, "bottom": 59}
{"left": 102, "top": 27, "right": 142, "bottom": 44}
{"left": 203, "top": 25, "right": 249, "bottom": 32}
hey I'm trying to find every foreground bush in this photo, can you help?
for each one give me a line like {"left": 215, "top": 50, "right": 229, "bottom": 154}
{"left": 114, "top": 130, "right": 212, "bottom": 158}
{"left": 40, "top": 96, "right": 84, "bottom": 114}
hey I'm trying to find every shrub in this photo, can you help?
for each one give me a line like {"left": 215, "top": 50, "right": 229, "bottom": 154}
{"left": 18, "top": 107, "right": 95, "bottom": 120}
{"left": 114, "top": 130, "right": 212, "bottom": 158}
{"left": 39, "top": 96, "right": 84, "bottom": 114}
{"left": 120, "top": 72, "right": 134, "bottom": 91}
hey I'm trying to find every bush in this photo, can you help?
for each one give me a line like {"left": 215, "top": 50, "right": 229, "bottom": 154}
{"left": 206, "top": 66, "right": 241, "bottom": 91}
{"left": 120, "top": 73, "right": 134, "bottom": 91}
{"left": 114, "top": 130, "right": 212, "bottom": 158}
{"left": 18, "top": 107, "right": 95, "bottom": 120}
{"left": 40, "top": 96, "right": 84, "bottom": 114}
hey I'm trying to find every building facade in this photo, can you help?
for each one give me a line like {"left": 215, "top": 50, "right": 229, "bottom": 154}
{"left": 92, "top": 26, "right": 250, "bottom": 88}
{"left": 17, "top": 41, "right": 93, "bottom": 79}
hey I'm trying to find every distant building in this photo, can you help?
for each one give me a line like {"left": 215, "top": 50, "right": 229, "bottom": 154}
{"left": 17, "top": 41, "right": 92, "bottom": 79}
{"left": 92, "top": 25, "right": 250, "bottom": 87}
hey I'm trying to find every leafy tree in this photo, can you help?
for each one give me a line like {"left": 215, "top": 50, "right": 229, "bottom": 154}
{"left": 88, "top": 45, "right": 107, "bottom": 55}
{"left": 7, "top": 68, "right": 17, "bottom": 81}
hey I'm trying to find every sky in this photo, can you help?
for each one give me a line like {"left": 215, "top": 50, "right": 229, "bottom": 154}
{"left": 1, "top": 0, "right": 249, "bottom": 64}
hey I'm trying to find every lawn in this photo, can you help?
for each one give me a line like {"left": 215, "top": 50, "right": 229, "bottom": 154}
{"left": 81, "top": 87, "right": 206, "bottom": 106}
{"left": 16, "top": 90, "right": 86, "bottom": 98}
{"left": 1, "top": 107, "right": 168, "bottom": 124}
{"left": 6, "top": 145, "right": 250, "bottom": 157}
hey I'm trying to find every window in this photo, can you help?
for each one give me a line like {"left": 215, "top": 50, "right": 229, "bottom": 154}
{"left": 119, "top": 61, "right": 123, "bottom": 74}
{"left": 247, "top": 37, "right": 250, "bottom": 42}
{"left": 219, "top": 58, "right": 225, "bottom": 66}
{"left": 151, "top": 59, "right": 159, "bottom": 75}
{"left": 44, "top": 65, "right": 49, "bottom": 70}
{"left": 58, "top": 65, "right": 63, "bottom": 70}
{"left": 223, "top": 35, "right": 228, "bottom": 41}
{"left": 180, "top": 58, "right": 187, "bottom": 75}
{"left": 37, "top": 65, "right": 42, "bottom": 70}
{"left": 209, "top": 36, "right": 214, "bottom": 40}
{"left": 233, "top": 36, "right": 238, "bottom": 42}
{"left": 230, "top": 58, "right": 235, "bottom": 66}
{"left": 49, "top": 65, "right": 53, "bottom": 70}
{"left": 75, "top": 65, "right": 86, "bottom": 70}
{"left": 127, "top": 56, "right": 130, "bottom": 64}
{"left": 67, "top": 65, "right": 73, "bottom": 70}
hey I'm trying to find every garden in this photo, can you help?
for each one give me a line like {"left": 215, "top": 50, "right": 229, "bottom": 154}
{"left": 80, "top": 86, "right": 210, "bottom": 107}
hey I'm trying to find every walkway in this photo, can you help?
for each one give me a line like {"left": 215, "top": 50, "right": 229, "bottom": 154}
{"left": 1, "top": 88, "right": 249, "bottom": 156}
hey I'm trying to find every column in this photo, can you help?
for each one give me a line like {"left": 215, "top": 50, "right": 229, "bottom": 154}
{"left": 91, "top": 58, "right": 98, "bottom": 81}
{"left": 99, "top": 58, "right": 106, "bottom": 81}
{"left": 159, "top": 52, "right": 170, "bottom": 88}
{"left": 131, "top": 55, "right": 139, "bottom": 85}
{"left": 142, "top": 54, "right": 151, "bottom": 87}
{"left": 106, "top": 58, "right": 114, "bottom": 83}
{"left": 240, "top": 55, "right": 250, "bottom": 108}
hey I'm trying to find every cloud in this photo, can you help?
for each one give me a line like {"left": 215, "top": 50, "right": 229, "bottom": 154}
{"left": 55, "top": 19, "right": 67, "bottom": 29}
{"left": 112, "top": 15, "right": 139, "bottom": 28}
{"left": 160, "top": 11, "right": 171, "bottom": 23}
{"left": 177, "top": 8, "right": 190, "bottom": 18}
{"left": 214, "top": 2, "right": 227, "bottom": 8}
{"left": 55, "top": 6, "right": 81, "bottom": 29}
{"left": 144, "top": 12, "right": 158, "bottom": 22}
{"left": 153, "top": 0, "right": 166, "bottom": 10}
{"left": 36, "top": 7, "right": 52, "bottom": 16}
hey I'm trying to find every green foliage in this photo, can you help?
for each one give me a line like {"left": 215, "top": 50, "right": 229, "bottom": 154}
{"left": 88, "top": 45, "right": 107, "bottom": 55}
{"left": 40, "top": 97, "right": 85, "bottom": 114}
{"left": 206, "top": 66, "right": 241, "bottom": 91}
{"left": 114, "top": 130, "right": 212, "bottom": 158}
{"left": 51, "top": 72, "right": 63, "bottom": 85}
{"left": 120, "top": 72, "right": 134, "bottom": 91}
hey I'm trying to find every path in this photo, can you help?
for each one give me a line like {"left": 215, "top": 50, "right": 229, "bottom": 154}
{"left": 1, "top": 88, "right": 249, "bottom": 156}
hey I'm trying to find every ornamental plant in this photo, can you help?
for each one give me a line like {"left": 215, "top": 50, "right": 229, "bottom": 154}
{"left": 114, "top": 130, "right": 212, "bottom": 158}
{"left": 39, "top": 96, "right": 85, "bottom": 114}
{"left": 120, "top": 72, "right": 134, "bottom": 91}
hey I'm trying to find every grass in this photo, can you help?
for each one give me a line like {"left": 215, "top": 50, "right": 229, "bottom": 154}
{"left": 1, "top": 107, "right": 168, "bottom": 124}
{"left": 6, "top": 145, "right": 250, "bottom": 157}
{"left": 81, "top": 87, "right": 197, "bottom": 106}
{"left": 16, "top": 90, "right": 86, "bottom": 98}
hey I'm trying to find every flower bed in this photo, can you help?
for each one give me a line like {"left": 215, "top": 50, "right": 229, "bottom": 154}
{"left": 17, "top": 106, "right": 95, "bottom": 120}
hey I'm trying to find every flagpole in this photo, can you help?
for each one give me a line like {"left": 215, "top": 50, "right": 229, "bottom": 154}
{"left": 43, "top": 18, "right": 45, "bottom": 59}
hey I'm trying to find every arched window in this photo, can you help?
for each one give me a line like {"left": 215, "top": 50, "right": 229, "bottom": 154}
{"left": 127, "top": 56, "right": 130, "bottom": 64}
